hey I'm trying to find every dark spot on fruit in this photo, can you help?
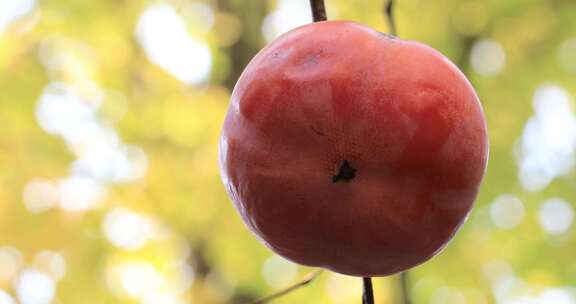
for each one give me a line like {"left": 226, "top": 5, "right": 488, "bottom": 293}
{"left": 272, "top": 51, "right": 289, "bottom": 59}
{"left": 310, "top": 125, "right": 325, "bottom": 137}
{"left": 332, "top": 160, "right": 357, "bottom": 183}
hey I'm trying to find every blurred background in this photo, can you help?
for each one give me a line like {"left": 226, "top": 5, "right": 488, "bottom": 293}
{"left": 1, "top": 0, "right": 576, "bottom": 303}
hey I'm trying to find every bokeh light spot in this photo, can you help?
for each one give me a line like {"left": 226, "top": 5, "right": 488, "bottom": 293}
{"left": 58, "top": 176, "right": 107, "bottom": 212}
{"left": 0, "top": 247, "right": 23, "bottom": 282}
{"left": 490, "top": 194, "right": 525, "bottom": 229}
{"left": 516, "top": 84, "right": 576, "bottom": 191}
{"left": 34, "top": 251, "right": 66, "bottom": 281}
{"left": 71, "top": 143, "right": 148, "bottom": 183}
{"left": 0, "top": 289, "right": 16, "bottom": 304}
{"left": 326, "top": 273, "right": 362, "bottom": 303}
{"left": 470, "top": 39, "right": 506, "bottom": 76}
{"left": 36, "top": 82, "right": 102, "bottom": 140}
{"left": 539, "top": 198, "right": 574, "bottom": 235}
{"left": 15, "top": 269, "right": 56, "bottom": 304}
{"left": 23, "top": 179, "right": 58, "bottom": 213}
{"left": 536, "top": 288, "right": 575, "bottom": 304}
{"left": 181, "top": 2, "right": 215, "bottom": 34}
{"left": 104, "top": 208, "right": 154, "bottom": 250}
{"left": 108, "top": 262, "right": 164, "bottom": 299}
{"left": 261, "top": 255, "right": 298, "bottom": 288}
{"left": 262, "top": 0, "right": 311, "bottom": 42}
{"left": 0, "top": 0, "right": 36, "bottom": 34}
{"left": 482, "top": 260, "right": 514, "bottom": 282}
{"left": 136, "top": 4, "right": 212, "bottom": 85}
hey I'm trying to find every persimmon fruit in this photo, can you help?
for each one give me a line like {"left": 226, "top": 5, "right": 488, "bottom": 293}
{"left": 219, "top": 21, "right": 488, "bottom": 276}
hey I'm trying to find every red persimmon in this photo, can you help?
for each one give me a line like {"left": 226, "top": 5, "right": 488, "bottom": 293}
{"left": 220, "top": 21, "right": 488, "bottom": 276}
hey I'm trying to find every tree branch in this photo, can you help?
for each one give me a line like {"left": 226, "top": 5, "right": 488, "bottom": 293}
{"left": 384, "top": 0, "right": 397, "bottom": 36}
{"left": 249, "top": 270, "right": 323, "bottom": 304}
{"left": 400, "top": 272, "right": 412, "bottom": 304}
{"left": 362, "top": 277, "right": 375, "bottom": 304}
{"left": 309, "top": 0, "right": 327, "bottom": 22}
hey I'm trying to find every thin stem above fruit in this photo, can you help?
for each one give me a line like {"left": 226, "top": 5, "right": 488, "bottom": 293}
{"left": 385, "top": 0, "right": 397, "bottom": 36}
{"left": 309, "top": 0, "right": 327, "bottom": 22}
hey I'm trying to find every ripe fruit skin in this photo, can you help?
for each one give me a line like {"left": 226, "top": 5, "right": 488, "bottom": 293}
{"left": 220, "top": 21, "right": 488, "bottom": 276}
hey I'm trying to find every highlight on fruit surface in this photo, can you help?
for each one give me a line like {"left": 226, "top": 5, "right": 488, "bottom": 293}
{"left": 219, "top": 20, "right": 488, "bottom": 277}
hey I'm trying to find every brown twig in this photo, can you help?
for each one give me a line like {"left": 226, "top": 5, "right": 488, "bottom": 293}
{"left": 309, "top": 0, "right": 327, "bottom": 22}
{"left": 400, "top": 272, "right": 412, "bottom": 304}
{"left": 363, "top": 277, "right": 375, "bottom": 304}
{"left": 248, "top": 270, "right": 323, "bottom": 304}
{"left": 384, "top": 0, "right": 397, "bottom": 36}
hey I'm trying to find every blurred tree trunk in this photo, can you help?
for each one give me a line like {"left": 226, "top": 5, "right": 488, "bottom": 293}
{"left": 218, "top": 0, "right": 267, "bottom": 90}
